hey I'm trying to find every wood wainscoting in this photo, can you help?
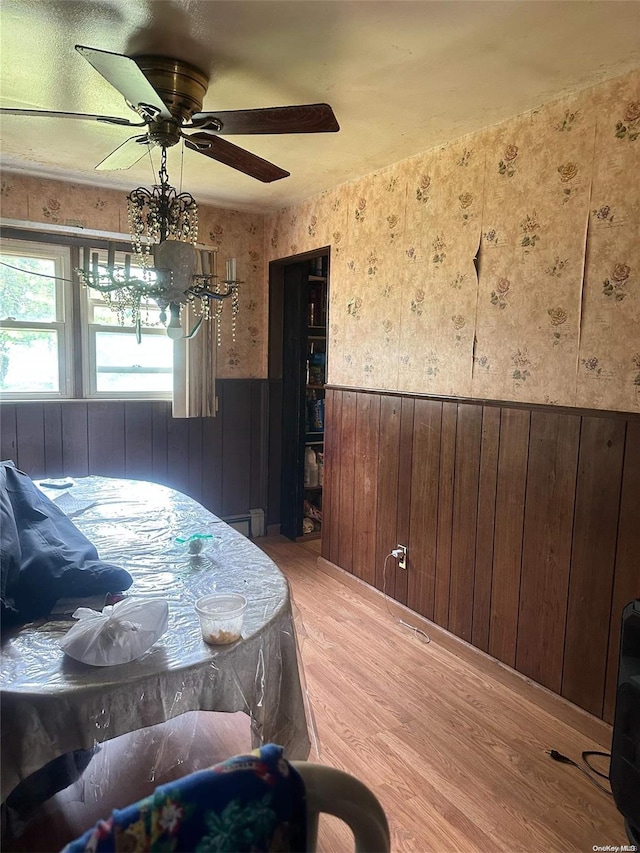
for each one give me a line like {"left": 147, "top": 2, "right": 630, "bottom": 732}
{"left": 321, "top": 387, "right": 640, "bottom": 723}
{"left": 0, "top": 379, "right": 268, "bottom": 520}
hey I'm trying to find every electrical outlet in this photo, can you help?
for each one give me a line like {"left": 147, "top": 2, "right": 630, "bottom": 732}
{"left": 397, "top": 544, "right": 407, "bottom": 570}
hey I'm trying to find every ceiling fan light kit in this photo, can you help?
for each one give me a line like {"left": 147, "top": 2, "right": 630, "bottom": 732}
{"left": 1, "top": 43, "right": 339, "bottom": 339}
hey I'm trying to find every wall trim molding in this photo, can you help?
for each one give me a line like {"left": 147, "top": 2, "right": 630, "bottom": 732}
{"left": 0, "top": 377, "right": 269, "bottom": 408}
{"left": 324, "top": 384, "right": 640, "bottom": 422}
{"left": 317, "top": 554, "right": 613, "bottom": 748}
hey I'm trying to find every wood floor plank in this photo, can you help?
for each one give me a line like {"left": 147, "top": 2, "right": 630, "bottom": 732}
{"left": 259, "top": 537, "right": 624, "bottom": 853}
{"left": 12, "top": 535, "right": 625, "bottom": 853}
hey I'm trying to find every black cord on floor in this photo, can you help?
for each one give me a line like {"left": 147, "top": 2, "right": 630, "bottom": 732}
{"left": 545, "top": 748, "right": 612, "bottom": 796}
{"left": 581, "top": 750, "right": 611, "bottom": 780}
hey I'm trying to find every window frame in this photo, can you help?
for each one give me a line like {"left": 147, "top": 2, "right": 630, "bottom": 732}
{"left": 0, "top": 239, "right": 74, "bottom": 400}
{"left": 0, "top": 230, "right": 174, "bottom": 402}
{"left": 80, "top": 249, "right": 173, "bottom": 400}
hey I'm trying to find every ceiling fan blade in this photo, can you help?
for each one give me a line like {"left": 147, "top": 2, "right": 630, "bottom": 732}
{"left": 189, "top": 103, "right": 340, "bottom": 135}
{"left": 75, "top": 45, "right": 171, "bottom": 121}
{"left": 184, "top": 133, "right": 289, "bottom": 183}
{"left": 0, "top": 107, "right": 145, "bottom": 127}
{"left": 95, "top": 135, "right": 153, "bottom": 171}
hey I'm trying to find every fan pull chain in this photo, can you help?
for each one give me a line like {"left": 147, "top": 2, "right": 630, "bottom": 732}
{"left": 146, "top": 145, "right": 156, "bottom": 185}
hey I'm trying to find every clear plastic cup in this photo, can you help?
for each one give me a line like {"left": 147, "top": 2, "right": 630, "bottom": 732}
{"left": 195, "top": 593, "right": 247, "bottom": 645}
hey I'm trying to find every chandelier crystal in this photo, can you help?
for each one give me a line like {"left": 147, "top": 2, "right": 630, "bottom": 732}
{"left": 76, "top": 146, "right": 240, "bottom": 342}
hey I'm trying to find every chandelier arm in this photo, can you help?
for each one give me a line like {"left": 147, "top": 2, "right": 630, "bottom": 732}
{"left": 187, "top": 283, "right": 238, "bottom": 301}
{"left": 80, "top": 278, "right": 138, "bottom": 293}
{"left": 78, "top": 275, "right": 169, "bottom": 296}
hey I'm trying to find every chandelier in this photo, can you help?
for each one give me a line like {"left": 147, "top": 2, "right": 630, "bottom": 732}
{"left": 76, "top": 146, "right": 240, "bottom": 343}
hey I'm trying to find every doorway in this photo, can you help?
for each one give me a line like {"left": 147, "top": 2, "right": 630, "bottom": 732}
{"left": 267, "top": 248, "right": 329, "bottom": 541}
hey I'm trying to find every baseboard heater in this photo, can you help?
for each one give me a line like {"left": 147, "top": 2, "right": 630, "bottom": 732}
{"left": 221, "top": 508, "right": 265, "bottom": 538}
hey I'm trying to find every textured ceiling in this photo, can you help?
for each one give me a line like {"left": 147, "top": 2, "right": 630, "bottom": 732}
{"left": 1, "top": 0, "right": 639, "bottom": 212}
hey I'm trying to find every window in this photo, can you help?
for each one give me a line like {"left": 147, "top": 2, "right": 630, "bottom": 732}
{"left": 83, "top": 250, "right": 173, "bottom": 398}
{"left": 0, "top": 237, "right": 173, "bottom": 400}
{"left": 0, "top": 240, "right": 72, "bottom": 397}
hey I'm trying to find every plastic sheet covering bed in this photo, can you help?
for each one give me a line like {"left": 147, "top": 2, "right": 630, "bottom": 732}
{"left": 0, "top": 476, "right": 311, "bottom": 804}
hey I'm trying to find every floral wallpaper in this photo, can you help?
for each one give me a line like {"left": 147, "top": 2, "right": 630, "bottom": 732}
{"left": 2, "top": 69, "right": 639, "bottom": 410}
{"left": 196, "top": 206, "right": 266, "bottom": 377}
{"left": 575, "top": 75, "right": 640, "bottom": 410}
{"left": 266, "top": 68, "right": 640, "bottom": 413}
{"left": 399, "top": 137, "right": 485, "bottom": 397}
{"left": 0, "top": 174, "right": 266, "bottom": 379}
{"left": 472, "top": 87, "right": 596, "bottom": 405}
{"left": 331, "top": 163, "right": 408, "bottom": 390}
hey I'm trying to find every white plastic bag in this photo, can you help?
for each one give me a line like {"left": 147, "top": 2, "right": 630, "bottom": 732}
{"left": 59, "top": 598, "right": 169, "bottom": 666}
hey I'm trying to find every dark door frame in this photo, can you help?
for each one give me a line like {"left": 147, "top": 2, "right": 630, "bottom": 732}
{"left": 267, "top": 247, "right": 330, "bottom": 537}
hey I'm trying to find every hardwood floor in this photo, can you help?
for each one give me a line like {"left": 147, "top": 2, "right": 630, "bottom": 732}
{"left": 4, "top": 536, "right": 626, "bottom": 852}
{"left": 258, "top": 536, "right": 626, "bottom": 852}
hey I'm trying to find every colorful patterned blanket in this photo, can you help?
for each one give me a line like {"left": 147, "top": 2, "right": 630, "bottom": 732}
{"left": 62, "top": 744, "right": 307, "bottom": 852}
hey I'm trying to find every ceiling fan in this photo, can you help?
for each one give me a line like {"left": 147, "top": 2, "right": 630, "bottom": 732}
{"left": 0, "top": 45, "right": 340, "bottom": 182}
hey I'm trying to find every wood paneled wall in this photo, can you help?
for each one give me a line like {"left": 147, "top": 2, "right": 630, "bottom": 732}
{"left": 0, "top": 380, "right": 268, "bottom": 520}
{"left": 322, "top": 388, "right": 640, "bottom": 722}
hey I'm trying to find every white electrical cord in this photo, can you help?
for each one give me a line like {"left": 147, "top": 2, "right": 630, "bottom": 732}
{"left": 382, "top": 552, "right": 431, "bottom": 644}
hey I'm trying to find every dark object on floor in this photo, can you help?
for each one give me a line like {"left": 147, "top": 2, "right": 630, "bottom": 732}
{"left": 0, "top": 461, "right": 132, "bottom": 627}
{"left": 0, "top": 712, "right": 253, "bottom": 852}
{"left": 1, "top": 748, "right": 98, "bottom": 840}
{"left": 610, "top": 599, "right": 640, "bottom": 846}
